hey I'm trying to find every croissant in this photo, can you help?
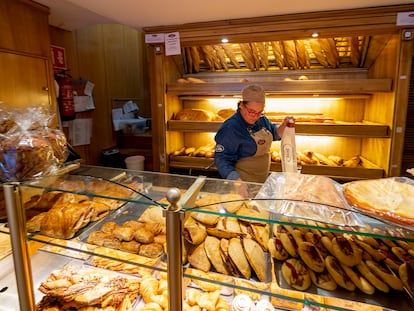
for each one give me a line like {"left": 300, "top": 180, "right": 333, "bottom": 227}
{"left": 140, "top": 277, "right": 159, "bottom": 303}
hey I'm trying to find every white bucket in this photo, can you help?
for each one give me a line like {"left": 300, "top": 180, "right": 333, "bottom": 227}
{"left": 125, "top": 155, "right": 145, "bottom": 171}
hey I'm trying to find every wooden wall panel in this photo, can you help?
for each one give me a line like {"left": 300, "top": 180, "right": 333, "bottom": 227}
{"left": 50, "top": 24, "right": 149, "bottom": 166}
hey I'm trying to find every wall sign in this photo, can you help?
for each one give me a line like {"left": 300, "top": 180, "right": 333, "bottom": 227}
{"left": 51, "top": 45, "right": 67, "bottom": 70}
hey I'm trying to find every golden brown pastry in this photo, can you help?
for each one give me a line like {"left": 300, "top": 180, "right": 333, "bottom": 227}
{"left": 340, "top": 263, "right": 375, "bottom": 295}
{"left": 309, "top": 269, "right": 337, "bottom": 291}
{"left": 344, "top": 177, "right": 414, "bottom": 227}
{"left": 188, "top": 242, "right": 211, "bottom": 272}
{"left": 325, "top": 255, "right": 356, "bottom": 291}
{"left": 100, "top": 221, "right": 119, "bottom": 234}
{"left": 281, "top": 258, "right": 311, "bottom": 291}
{"left": 175, "top": 108, "right": 214, "bottom": 121}
{"left": 356, "top": 260, "right": 389, "bottom": 293}
{"left": 120, "top": 240, "right": 141, "bottom": 253}
{"left": 271, "top": 41, "right": 285, "bottom": 69}
{"left": 139, "top": 243, "right": 164, "bottom": 258}
{"left": 190, "top": 46, "right": 201, "bottom": 72}
{"left": 134, "top": 228, "right": 155, "bottom": 244}
{"left": 297, "top": 241, "right": 325, "bottom": 273}
{"left": 243, "top": 238, "right": 266, "bottom": 282}
{"left": 268, "top": 237, "right": 289, "bottom": 261}
{"left": 112, "top": 226, "right": 135, "bottom": 242}
{"left": 331, "top": 236, "right": 362, "bottom": 267}
{"left": 399, "top": 260, "right": 414, "bottom": 294}
{"left": 365, "top": 260, "right": 404, "bottom": 290}
{"left": 204, "top": 236, "right": 229, "bottom": 275}
{"left": 228, "top": 238, "right": 251, "bottom": 280}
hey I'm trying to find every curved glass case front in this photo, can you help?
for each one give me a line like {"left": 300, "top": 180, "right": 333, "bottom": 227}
{"left": 2, "top": 165, "right": 414, "bottom": 311}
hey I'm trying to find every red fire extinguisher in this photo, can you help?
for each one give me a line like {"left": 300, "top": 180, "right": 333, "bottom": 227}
{"left": 56, "top": 71, "right": 75, "bottom": 121}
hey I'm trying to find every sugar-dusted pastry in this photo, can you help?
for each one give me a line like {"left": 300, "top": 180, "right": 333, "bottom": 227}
{"left": 231, "top": 294, "right": 255, "bottom": 311}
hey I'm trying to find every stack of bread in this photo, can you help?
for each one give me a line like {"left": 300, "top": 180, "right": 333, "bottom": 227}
{"left": 0, "top": 107, "right": 69, "bottom": 182}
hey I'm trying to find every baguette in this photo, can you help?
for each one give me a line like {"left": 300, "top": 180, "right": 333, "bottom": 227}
{"left": 295, "top": 40, "right": 311, "bottom": 69}
{"left": 221, "top": 44, "right": 240, "bottom": 69}
{"left": 282, "top": 40, "right": 299, "bottom": 70}
{"left": 213, "top": 45, "right": 228, "bottom": 71}
{"left": 271, "top": 41, "right": 285, "bottom": 69}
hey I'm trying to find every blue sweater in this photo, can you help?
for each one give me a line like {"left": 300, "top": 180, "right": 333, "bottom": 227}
{"left": 214, "top": 110, "right": 281, "bottom": 180}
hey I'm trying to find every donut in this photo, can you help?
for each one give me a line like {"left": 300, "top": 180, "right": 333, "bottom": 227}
{"left": 281, "top": 258, "right": 311, "bottom": 291}
{"left": 297, "top": 241, "right": 325, "bottom": 273}
{"left": 255, "top": 300, "right": 275, "bottom": 311}
{"left": 325, "top": 255, "right": 356, "bottom": 291}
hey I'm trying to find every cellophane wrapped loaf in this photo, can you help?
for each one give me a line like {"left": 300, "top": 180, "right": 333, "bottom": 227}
{"left": 0, "top": 105, "right": 69, "bottom": 182}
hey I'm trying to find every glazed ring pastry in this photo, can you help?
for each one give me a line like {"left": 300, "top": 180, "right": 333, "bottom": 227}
{"left": 340, "top": 263, "right": 375, "bottom": 295}
{"left": 365, "top": 260, "right": 404, "bottom": 291}
{"left": 279, "top": 232, "right": 298, "bottom": 258}
{"left": 297, "top": 241, "right": 325, "bottom": 273}
{"left": 281, "top": 258, "right": 311, "bottom": 291}
{"left": 398, "top": 260, "right": 414, "bottom": 294}
{"left": 325, "top": 255, "right": 356, "bottom": 291}
{"left": 356, "top": 261, "right": 389, "bottom": 293}
{"left": 268, "top": 237, "right": 289, "bottom": 261}
{"left": 309, "top": 269, "right": 337, "bottom": 291}
{"left": 331, "top": 236, "right": 362, "bottom": 267}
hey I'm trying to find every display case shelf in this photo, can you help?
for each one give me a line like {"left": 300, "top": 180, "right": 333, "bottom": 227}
{"left": 3, "top": 166, "right": 414, "bottom": 310}
{"left": 167, "top": 120, "right": 390, "bottom": 137}
{"left": 167, "top": 79, "right": 393, "bottom": 96}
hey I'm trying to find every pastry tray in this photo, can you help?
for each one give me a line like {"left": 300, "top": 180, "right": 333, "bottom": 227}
{"left": 273, "top": 259, "right": 414, "bottom": 311}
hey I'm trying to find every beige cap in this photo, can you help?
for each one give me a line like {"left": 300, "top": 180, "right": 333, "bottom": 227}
{"left": 242, "top": 84, "right": 265, "bottom": 103}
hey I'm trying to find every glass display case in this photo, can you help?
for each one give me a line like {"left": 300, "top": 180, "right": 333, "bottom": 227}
{"left": 2, "top": 165, "right": 414, "bottom": 310}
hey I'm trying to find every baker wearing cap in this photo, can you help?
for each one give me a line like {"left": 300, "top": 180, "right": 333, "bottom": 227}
{"left": 214, "top": 84, "right": 292, "bottom": 189}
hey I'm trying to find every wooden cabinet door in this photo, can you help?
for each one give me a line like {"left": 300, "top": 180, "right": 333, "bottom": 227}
{"left": 0, "top": 52, "right": 53, "bottom": 110}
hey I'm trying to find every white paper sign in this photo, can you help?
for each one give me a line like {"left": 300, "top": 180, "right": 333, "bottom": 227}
{"left": 69, "top": 118, "right": 92, "bottom": 146}
{"left": 84, "top": 81, "right": 95, "bottom": 96}
{"left": 397, "top": 12, "right": 414, "bottom": 26}
{"left": 145, "top": 33, "right": 165, "bottom": 43}
{"left": 165, "top": 32, "right": 181, "bottom": 56}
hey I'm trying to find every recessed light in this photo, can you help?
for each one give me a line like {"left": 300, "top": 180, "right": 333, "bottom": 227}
{"left": 311, "top": 33, "right": 319, "bottom": 38}
{"left": 221, "top": 38, "right": 229, "bottom": 43}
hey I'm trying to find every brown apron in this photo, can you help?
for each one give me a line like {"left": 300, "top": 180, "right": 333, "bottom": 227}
{"left": 235, "top": 127, "right": 273, "bottom": 183}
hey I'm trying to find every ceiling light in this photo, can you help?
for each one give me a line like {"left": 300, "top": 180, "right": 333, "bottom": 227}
{"left": 311, "top": 33, "right": 319, "bottom": 38}
{"left": 221, "top": 38, "right": 229, "bottom": 43}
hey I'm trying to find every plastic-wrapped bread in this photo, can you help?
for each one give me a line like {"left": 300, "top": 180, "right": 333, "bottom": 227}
{"left": 250, "top": 43, "right": 261, "bottom": 70}
{"left": 213, "top": 45, "right": 228, "bottom": 71}
{"left": 350, "top": 36, "right": 361, "bottom": 67}
{"left": 319, "top": 38, "right": 339, "bottom": 68}
{"left": 190, "top": 46, "right": 201, "bottom": 72}
{"left": 239, "top": 43, "right": 256, "bottom": 70}
{"left": 254, "top": 42, "right": 269, "bottom": 69}
{"left": 271, "top": 41, "right": 285, "bottom": 69}
{"left": 282, "top": 40, "right": 299, "bottom": 70}
{"left": 221, "top": 44, "right": 241, "bottom": 69}
{"left": 201, "top": 45, "right": 216, "bottom": 70}
{"left": 310, "top": 39, "right": 329, "bottom": 68}
{"left": 185, "top": 47, "right": 193, "bottom": 73}
{"left": 295, "top": 40, "right": 311, "bottom": 69}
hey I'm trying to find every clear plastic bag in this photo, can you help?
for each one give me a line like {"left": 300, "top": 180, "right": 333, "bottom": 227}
{"left": 255, "top": 172, "right": 364, "bottom": 227}
{"left": 0, "top": 106, "right": 69, "bottom": 182}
